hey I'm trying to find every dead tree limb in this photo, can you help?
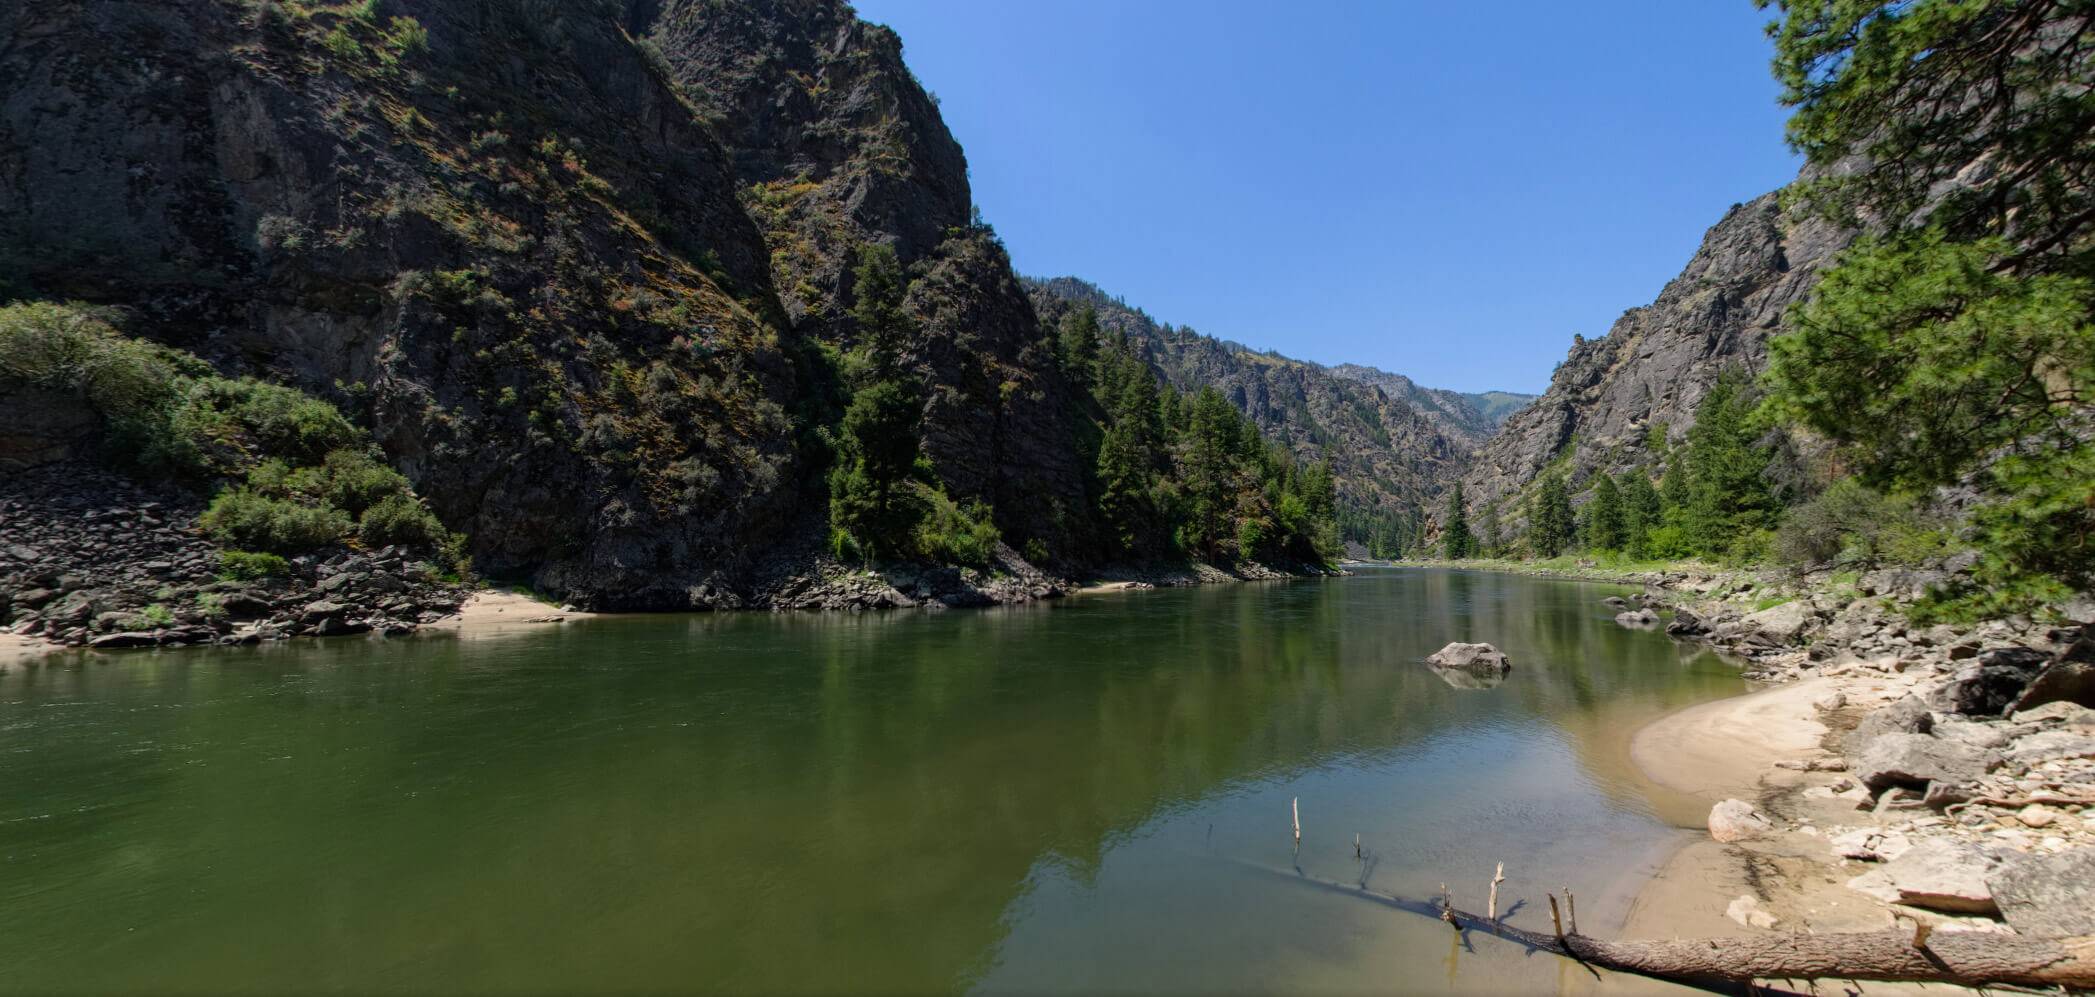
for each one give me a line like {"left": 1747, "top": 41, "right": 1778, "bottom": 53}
{"left": 1215, "top": 854, "right": 2095, "bottom": 990}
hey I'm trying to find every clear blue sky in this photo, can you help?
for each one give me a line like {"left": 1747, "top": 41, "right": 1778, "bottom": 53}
{"left": 851, "top": 0, "right": 1802, "bottom": 394}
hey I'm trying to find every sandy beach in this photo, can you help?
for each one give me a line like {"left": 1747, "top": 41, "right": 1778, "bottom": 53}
{"left": 421, "top": 589, "right": 582, "bottom": 637}
{"left": 1619, "top": 667, "right": 1987, "bottom": 994}
{"left": 0, "top": 631, "right": 60, "bottom": 667}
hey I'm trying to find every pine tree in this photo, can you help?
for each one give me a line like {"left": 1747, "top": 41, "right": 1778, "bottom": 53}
{"left": 1529, "top": 472, "right": 1574, "bottom": 558}
{"left": 1477, "top": 502, "right": 1502, "bottom": 559}
{"left": 849, "top": 244, "right": 912, "bottom": 378}
{"left": 1584, "top": 473, "right": 1626, "bottom": 552}
{"left": 1682, "top": 372, "right": 1775, "bottom": 556}
{"left": 1058, "top": 305, "right": 1101, "bottom": 389}
{"left": 1442, "top": 483, "right": 1474, "bottom": 560}
{"left": 1619, "top": 470, "right": 1663, "bottom": 558}
{"left": 829, "top": 379, "right": 924, "bottom": 559}
{"left": 1762, "top": 0, "right": 2095, "bottom": 591}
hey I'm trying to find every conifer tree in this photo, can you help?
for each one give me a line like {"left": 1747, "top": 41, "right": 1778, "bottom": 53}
{"left": 1583, "top": 472, "right": 1626, "bottom": 552}
{"left": 1442, "top": 483, "right": 1474, "bottom": 560}
{"left": 1529, "top": 472, "right": 1575, "bottom": 558}
{"left": 1619, "top": 470, "right": 1663, "bottom": 558}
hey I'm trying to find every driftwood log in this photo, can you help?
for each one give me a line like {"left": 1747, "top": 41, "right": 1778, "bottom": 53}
{"left": 1223, "top": 855, "right": 2095, "bottom": 991}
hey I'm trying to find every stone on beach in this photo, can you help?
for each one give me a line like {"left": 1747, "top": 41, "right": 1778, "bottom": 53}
{"left": 1987, "top": 848, "right": 2095, "bottom": 938}
{"left": 1851, "top": 732, "right": 2000, "bottom": 792}
{"left": 1708, "top": 799, "right": 1774, "bottom": 842}
{"left": 1848, "top": 839, "right": 2001, "bottom": 915}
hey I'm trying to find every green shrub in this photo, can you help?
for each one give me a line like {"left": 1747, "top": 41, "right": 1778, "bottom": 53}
{"left": 219, "top": 550, "right": 291, "bottom": 581}
{"left": 1772, "top": 478, "right": 1949, "bottom": 569}
{"left": 195, "top": 592, "right": 228, "bottom": 618}
{"left": 140, "top": 604, "right": 175, "bottom": 627}
{"left": 915, "top": 492, "right": 1000, "bottom": 567}
{"left": 358, "top": 493, "right": 450, "bottom": 550}
{"left": 201, "top": 489, "right": 352, "bottom": 553}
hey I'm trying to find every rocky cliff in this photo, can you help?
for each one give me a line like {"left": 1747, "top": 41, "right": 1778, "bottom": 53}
{"left": 1027, "top": 277, "right": 1474, "bottom": 543}
{"left": 1325, "top": 364, "right": 1535, "bottom": 447}
{"left": 0, "top": 0, "right": 1096, "bottom": 608}
{"left": 1457, "top": 191, "right": 1852, "bottom": 516}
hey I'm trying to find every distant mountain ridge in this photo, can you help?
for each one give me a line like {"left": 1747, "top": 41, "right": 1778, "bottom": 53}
{"left": 1324, "top": 365, "right": 1536, "bottom": 446}
{"left": 1026, "top": 276, "right": 1532, "bottom": 547}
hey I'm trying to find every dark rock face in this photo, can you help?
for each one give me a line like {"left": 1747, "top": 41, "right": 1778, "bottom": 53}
{"left": 1027, "top": 276, "right": 1471, "bottom": 536}
{"left": 0, "top": 0, "right": 1121, "bottom": 605}
{"left": 638, "top": 0, "right": 1089, "bottom": 557}
{"left": 1457, "top": 192, "right": 1853, "bottom": 517}
{"left": 1, "top": 0, "right": 804, "bottom": 606}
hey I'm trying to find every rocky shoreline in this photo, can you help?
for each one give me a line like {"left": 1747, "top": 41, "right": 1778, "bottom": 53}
{"left": 1, "top": 459, "right": 1336, "bottom": 659}
{"left": 1609, "top": 559, "right": 2095, "bottom": 960}
{"left": 1, "top": 462, "right": 470, "bottom": 656}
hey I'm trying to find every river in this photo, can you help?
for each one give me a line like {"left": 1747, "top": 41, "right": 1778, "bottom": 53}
{"left": 1, "top": 568, "right": 1747, "bottom": 994}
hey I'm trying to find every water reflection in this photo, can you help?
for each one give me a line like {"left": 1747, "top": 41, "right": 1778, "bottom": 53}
{"left": 0, "top": 568, "right": 1742, "bottom": 994}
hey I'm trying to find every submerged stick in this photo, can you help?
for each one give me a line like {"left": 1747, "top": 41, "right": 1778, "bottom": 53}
{"left": 1487, "top": 862, "right": 1504, "bottom": 922}
{"left": 1292, "top": 797, "right": 1300, "bottom": 844}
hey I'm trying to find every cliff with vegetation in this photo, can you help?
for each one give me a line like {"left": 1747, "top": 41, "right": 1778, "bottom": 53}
{"left": 1458, "top": 192, "right": 1852, "bottom": 520}
{"left": 0, "top": 0, "right": 1338, "bottom": 636}
{"left": 1028, "top": 277, "right": 1487, "bottom": 551}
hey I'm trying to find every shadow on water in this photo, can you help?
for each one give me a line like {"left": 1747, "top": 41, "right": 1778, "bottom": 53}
{"left": 0, "top": 568, "right": 1744, "bottom": 994}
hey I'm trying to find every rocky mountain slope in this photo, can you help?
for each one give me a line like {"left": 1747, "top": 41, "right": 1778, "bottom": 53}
{"left": 1325, "top": 364, "right": 1535, "bottom": 446}
{"left": 0, "top": 0, "right": 1110, "bottom": 609}
{"left": 1028, "top": 277, "right": 1484, "bottom": 544}
{"left": 1457, "top": 191, "right": 1852, "bottom": 518}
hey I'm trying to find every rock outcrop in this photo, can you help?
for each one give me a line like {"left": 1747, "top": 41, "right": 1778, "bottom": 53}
{"left": 0, "top": 0, "right": 1164, "bottom": 609}
{"left": 1456, "top": 190, "right": 1852, "bottom": 520}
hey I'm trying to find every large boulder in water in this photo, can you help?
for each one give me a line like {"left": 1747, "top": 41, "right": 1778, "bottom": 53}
{"left": 1615, "top": 609, "right": 1659, "bottom": 629}
{"left": 1425, "top": 642, "right": 1512, "bottom": 677}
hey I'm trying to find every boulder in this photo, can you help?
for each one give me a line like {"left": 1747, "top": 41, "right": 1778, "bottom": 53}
{"left": 2004, "top": 730, "right": 2095, "bottom": 766}
{"left": 1424, "top": 642, "right": 1511, "bottom": 676}
{"left": 1987, "top": 848, "right": 2095, "bottom": 937}
{"left": 2012, "top": 700, "right": 2095, "bottom": 725}
{"left": 300, "top": 600, "right": 350, "bottom": 625}
{"left": 1865, "top": 839, "right": 2001, "bottom": 914}
{"left": 1930, "top": 647, "right": 2049, "bottom": 716}
{"left": 1852, "top": 733, "right": 2000, "bottom": 792}
{"left": 1602, "top": 596, "right": 1628, "bottom": 608}
{"left": 1708, "top": 799, "right": 1774, "bottom": 842}
{"left": 1738, "top": 600, "right": 1815, "bottom": 646}
{"left": 1843, "top": 695, "right": 1933, "bottom": 754}
{"left": 1665, "top": 608, "right": 1708, "bottom": 637}
{"left": 2007, "top": 632, "right": 2095, "bottom": 713}
{"left": 1614, "top": 609, "right": 1659, "bottom": 628}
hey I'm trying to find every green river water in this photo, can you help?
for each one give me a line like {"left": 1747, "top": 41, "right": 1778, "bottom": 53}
{"left": 1, "top": 568, "right": 1748, "bottom": 994}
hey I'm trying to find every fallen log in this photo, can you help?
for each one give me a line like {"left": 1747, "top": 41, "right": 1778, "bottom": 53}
{"left": 1217, "top": 854, "right": 2095, "bottom": 990}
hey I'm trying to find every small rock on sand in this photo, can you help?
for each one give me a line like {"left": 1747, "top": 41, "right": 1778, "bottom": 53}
{"left": 1708, "top": 799, "right": 1774, "bottom": 843}
{"left": 1725, "top": 894, "right": 1779, "bottom": 930}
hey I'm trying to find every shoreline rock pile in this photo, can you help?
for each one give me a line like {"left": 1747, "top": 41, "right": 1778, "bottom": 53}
{"left": 2, "top": 462, "right": 466, "bottom": 652}
{"left": 1627, "top": 561, "right": 2095, "bottom": 939}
